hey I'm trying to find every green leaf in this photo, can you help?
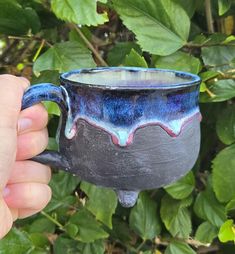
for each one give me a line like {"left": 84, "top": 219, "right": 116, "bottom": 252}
{"left": 194, "top": 183, "right": 226, "bottom": 227}
{"left": 218, "top": 219, "right": 235, "bottom": 243}
{"left": 0, "top": 0, "right": 41, "bottom": 35}
{"left": 110, "top": 218, "right": 133, "bottom": 243}
{"left": 44, "top": 195, "right": 76, "bottom": 213}
{"left": 200, "top": 82, "right": 207, "bottom": 93}
{"left": 69, "top": 27, "right": 92, "bottom": 48}
{"left": 226, "top": 198, "right": 235, "bottom": 212}
{"left": 28, "top": 218, "right": 55, "bottom": 234}
{"left": 218, "top": 0, "right": 231, "bottom": 15}
{"left": 202, "top": 45, "right": 235, "bottom": 72}
{"left": 230, "top": 58, "right": 235, "bottom": 67}
{"left": 64, "top": 223, "right": 79, "bottom": 238}
{"left": 33, "top": 41, "right": 96, "bottom": 75}
{"left": 129, "top": 192, "right": 161, "bottom": 240}
{"left": 199, "top": 70, "right": 219, "bottom": 82}
{"left": 165, "top": 241, "right": 196, "bottom": 254}
{"left": 164, "top": 171, "right": 195, "bottom": 199}
{"left": 0, "top": 228, "right": 33, "bottom": 254}
{"left": 43, "top": 101, "right": 60, "bottom": 116}
{"left": 80, "top": 181, "right": 117, "bottom": 229}
{"left": 79, "top": 240, "right": 105, "bottom": 254}
{"left": 53, "top": 236, "right": 82, "bottom": 254}
{"left": 51, "top": 0, "right": 108, "bottom": 26}
{"left": 223, "top": 36, "right": 235, "bottom": 44}
{"left": 49, "top": 171, "right": 80, "bottom": 200}
{"left": 195, "top": 221, "right": 219, "bottom": 244}
{"left": 113, "top": 0, "right": 190, "bottom": 56}
{"left": 124, "top": 49, "right": 148, "bottom": 67}
{"left": 212, "top": 144, "right": 235, "bottom": 202}
{"left": 160, "top": 194, "right": 192, "bottom": 238}
{"left": 107, "top": 42, "right": 141, "bottom": 66}
{"left": 24, "top": 8, "right": 41, "bottom": 34}
{"left": 29, "top": 233, "right": 50, "bottom": 250}
{"left": 200, "top": 79, "right": 235, "bottom": 102}
{"left": 32, "top": 70, "right": 60, "bottom": 85}
{"left": 154, "top": 51, "right": 201, "bottom": 74}
{"left": 175, "top": 0, "right": 197, "bottom": 17}
{"left": 69, "top": 208, "right": 109, "bottom": 242}
{"left": 216, "top": 105, "right": 235, "bottom": 145}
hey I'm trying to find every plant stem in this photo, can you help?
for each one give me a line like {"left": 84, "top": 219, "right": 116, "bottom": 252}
{"left": 8, "top": 35, "right": 52, "bottom": 47}
{"left": 136, "top": 240, "right": 146, "bottom": 252}
{"left": 33, "top": 39, "right": 45, "bottom": 62}
{"left": 41, "top": 211, "right": 64, "bottom": 230}
{"left": 205, "top": 0, "right": 215, "bottom": 33}
{"left": 205, "top": 87, "right": 216, "bottom": 98}
{"left": 198, "top": 245, "right": 220, "bottom": 253}
{"left": 155, "top": 237, "right": 210, "bottom": 248}
{"left": 70, "top": 24, "right": 108, "bottom": 67}
{"left": 185, "top": 42, "right": 235, "bottom": 48}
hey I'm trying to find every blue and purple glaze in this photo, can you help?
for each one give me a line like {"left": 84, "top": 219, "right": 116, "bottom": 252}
{"left": 59, "top": 67, "right": 201, "bottom": 146}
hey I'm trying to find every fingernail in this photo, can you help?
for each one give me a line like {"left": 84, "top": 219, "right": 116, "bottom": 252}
{"left": 18, "top": 118, "right": 33, "bottom": 133}
{"left": 2, "top": 187, "right": 10, "bottom": 198}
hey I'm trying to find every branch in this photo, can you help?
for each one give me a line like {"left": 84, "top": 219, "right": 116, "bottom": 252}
{"left": 197, "top": 245, "right": 220, "bottom": 253}
{"left": 41, "top": 211, "right": 65, "bottom": 231}
{"left": 205, "top": 0, "right": 215, "bottom": 33}
{"left": 155, "top": 237, "right": 212, "bottom": 248}
{"left": 185, "top": 42, "right": 235, "bottom": 48}
{"left": 70, "top": 24, "right": 108, "bottom": 67}
{"left": 8, "top": 35, "right": 52, "bottom": 47}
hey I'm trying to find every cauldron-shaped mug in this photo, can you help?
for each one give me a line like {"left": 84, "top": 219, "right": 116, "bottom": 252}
{"left": 22, "top": 67, "right": 201, "bottom": 207}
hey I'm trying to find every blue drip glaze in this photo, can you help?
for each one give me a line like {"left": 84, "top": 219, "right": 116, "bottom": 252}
{"left": 62, "top": 83, "right": 200, "bottom": 147}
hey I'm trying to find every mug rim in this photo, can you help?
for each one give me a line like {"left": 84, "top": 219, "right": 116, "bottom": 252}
{"left": 60, "top": 67, "right": 201, "bottom": 90}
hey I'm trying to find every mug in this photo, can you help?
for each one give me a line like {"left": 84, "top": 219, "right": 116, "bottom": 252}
{"left": 22, "top": 67, "right": 201, "bottom": 207}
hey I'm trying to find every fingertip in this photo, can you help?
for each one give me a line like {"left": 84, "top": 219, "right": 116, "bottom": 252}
{"left": 4, "top": 183, "right": 52, "bottom": 210}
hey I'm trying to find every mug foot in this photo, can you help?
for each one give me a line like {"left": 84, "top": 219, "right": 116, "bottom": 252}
{"left": 116, "top": 190, "right": 139, "bottom": 207}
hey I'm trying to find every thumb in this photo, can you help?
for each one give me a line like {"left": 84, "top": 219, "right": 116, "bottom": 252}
{"left": 0, "top": 75, "right": 29, "bottom": 190}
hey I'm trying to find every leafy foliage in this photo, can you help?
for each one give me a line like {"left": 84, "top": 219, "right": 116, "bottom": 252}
{"left": 164, "top": 171, "right": 195, "bottom": 199}
{"left": 0, "top": 0, "right": 235, "bottom": 253}
{"left": 33, "top": 41, "right": 95, "bottom": 75}
{"left": 195, "top": 221, "right": 219, "bottom": 244}
{"left": 80, "top": 181, "right": 117, "bottom": 229}
{"left": 51, "top": 0, "right": 108, "bottom": 26}
{"left": 161, "top": 195, "right": 192, "bottom": 238}
{"left": 113, "top": 0, "right": 190, "bottom": 55}
{"left": 129, "top": 192, "right": 161, "bottom": 240}
{"left": 212, "top": 144, "right": 235, "bottom": 202}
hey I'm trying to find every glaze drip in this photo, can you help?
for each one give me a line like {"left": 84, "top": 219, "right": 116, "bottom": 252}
{"left": 64, "top": 111, "right": 201, "bottom": 147}
{"left": 62, "top": 83, "right": 201, "bottom": 147}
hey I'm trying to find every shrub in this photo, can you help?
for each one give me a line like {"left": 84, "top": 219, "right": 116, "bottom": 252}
{"left": 0, "top": 0, "right": 235, "bottom": 253}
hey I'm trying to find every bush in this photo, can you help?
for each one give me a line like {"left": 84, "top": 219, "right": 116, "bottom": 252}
{"left": 0, "top": 0, "right": 235, "bottom": 253}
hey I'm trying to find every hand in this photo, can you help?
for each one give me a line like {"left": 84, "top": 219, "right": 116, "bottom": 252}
{"left": 0, "top": 75, "right": 51, "bottom": 239}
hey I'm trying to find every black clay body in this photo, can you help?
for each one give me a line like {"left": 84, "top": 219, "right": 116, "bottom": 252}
{"left": 22, "top": 67, "right": 201, "bottom": 207}
{"left": 59, "top": 118, "right": 200, "bottom": 190}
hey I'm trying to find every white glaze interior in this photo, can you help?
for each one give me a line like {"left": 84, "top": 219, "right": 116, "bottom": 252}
{"left": 67, "top": 69, "right": 192, "bottom": 87}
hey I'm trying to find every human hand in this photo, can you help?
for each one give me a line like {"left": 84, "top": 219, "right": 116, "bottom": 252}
{"left": 0, "top": 75, "right": 51, "bottom": 239}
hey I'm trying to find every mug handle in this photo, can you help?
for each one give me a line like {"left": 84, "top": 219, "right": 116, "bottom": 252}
{"left": 22, "top": 83, "right": 70, "bottom": 170}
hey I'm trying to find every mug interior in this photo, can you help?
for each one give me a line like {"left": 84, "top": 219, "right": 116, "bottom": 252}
{"left": 61, "top": 67, "right": 200, "bottom": 89}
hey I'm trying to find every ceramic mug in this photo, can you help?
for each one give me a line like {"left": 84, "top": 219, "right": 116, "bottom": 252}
{"left": 22, "top": 67, "right": 201, "bottom": 207}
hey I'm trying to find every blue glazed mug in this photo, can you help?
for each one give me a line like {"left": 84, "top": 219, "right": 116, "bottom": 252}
{"left": 22, "top": 67, "right": 201, "bottom": 207}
